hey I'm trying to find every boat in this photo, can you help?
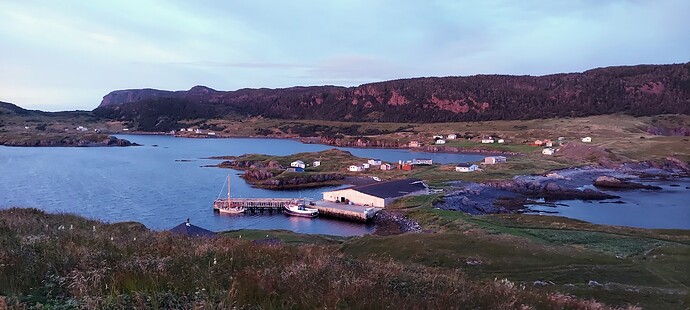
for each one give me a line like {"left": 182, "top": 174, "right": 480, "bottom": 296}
{"left": 284, "top": 200, "right": 318, "bottom": 218}
{"left": 214, "top": 176, "right": 245, "bottom": 214}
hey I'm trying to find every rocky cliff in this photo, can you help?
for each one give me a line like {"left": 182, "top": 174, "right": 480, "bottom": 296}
{"left": 94, "top": 63, "right": 690, "bottom": 130}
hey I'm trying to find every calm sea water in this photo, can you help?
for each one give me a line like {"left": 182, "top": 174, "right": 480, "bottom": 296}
{"left": 527, "top": 179, "right": 690, "bottom": 229}
{"left": 0, "top": 135, "right": 484, "bottom": 236}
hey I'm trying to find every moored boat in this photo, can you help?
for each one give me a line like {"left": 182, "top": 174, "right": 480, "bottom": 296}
{"left": 284, "top": 202, "right": 318, "bottom": 218}
{"left": 214, "top": 176, "right": 245, "bottom": 214}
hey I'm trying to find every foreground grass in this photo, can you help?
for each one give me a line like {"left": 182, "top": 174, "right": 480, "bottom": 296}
{"left": 0, "top": 208, "right": 624, "bottom": 309}
{"left": 352, "top": 207, "right": 690, "bottom": 309}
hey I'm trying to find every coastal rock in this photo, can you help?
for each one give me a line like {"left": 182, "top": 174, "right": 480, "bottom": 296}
{"left": 594, "top": 176, "right": 662, "bottom": 190}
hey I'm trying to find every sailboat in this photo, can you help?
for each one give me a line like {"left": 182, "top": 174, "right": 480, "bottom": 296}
{"left": 214, "top": 176, "right": 245, "bottom": 214}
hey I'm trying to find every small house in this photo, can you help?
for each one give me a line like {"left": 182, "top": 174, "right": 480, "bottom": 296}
{"left": 456, "top": 163, "right": 479, "bottom": 172}
{"left": 484, "top": 156, "right": 507, "bottom": 165}
{"left": 194, "top": 128, "right": 202, "bottom": 134}
{"left": 290, "top": 160, "right": 306, "bottom": 169}
{"left": 435, "top": 139, "right": 446, "bottom": 145}
{"left": 558, "top": 137, "right": 565, "bottom": 141}
{"left": 533, "top": 139, "right": 544, "bottom": 146}
{"left": 400, "top": 163, "right": 414, "bottom": 171}
{"left": 447, "top": 134, "right": 457, "bottom": 140}
{"left": 433, "top": 135, "right": 444, "bottom": 139}
{"left": 207, "top": 132, "right": 216, "bottom": 136}
{"left": 76, "top": 126, "right": 88, "bottom": 131}
{"left": 545, "top": 140, "right": 553, "bottom": 147}
{"left": 408, "top": 141, "right": 421, "bottom": 147}
{"left": 481, "top": 138, "right": 494, "bottom": 144}
{"left": 412, "top": 158, "right": 433, "bottom": 165}
{"left": 581, "top": 137, "right": 592, "bottom": 143}
{"left": 497, "top": 139, "right": 505, "bottom": 144}
{"left": 368, "top": 159, "right": 382, "bottom": 166}
{"left": 349, "top": 165, "right": 364, "bottom": 172}
{"left": 380, "top": 163, "right": 393, "bottom": 170}
{"left": 542, "top": 148, "right": 555, "bottom": 155}
{"left": 362, "top": 163, "right": 371, "bottom": 169}
{"left": 313, "top": 161, "right": 321, "bottom": 167}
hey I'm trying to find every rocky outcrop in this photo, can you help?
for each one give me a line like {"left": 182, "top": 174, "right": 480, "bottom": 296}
{"left": 485, "top": 179, "right": 619, "bottom": 200}
{"left": 593, "top": 176, "right": 662, "bottom": 190}
{"left": 0, "top": 135, "right": 137, "bottom": 147}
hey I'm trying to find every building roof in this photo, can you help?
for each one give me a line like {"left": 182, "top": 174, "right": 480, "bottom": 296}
{"left": 346, "top": 178, "right": 426, "bottom": 199}
{"left": 169, "top": 221, "right": 216, "bottom": 237}
{"left": 456, "top": 163, "right": 475, "bottom": 167}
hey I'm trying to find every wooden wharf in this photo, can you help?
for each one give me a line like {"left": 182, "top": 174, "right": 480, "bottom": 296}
{"left": 213, "top": 198, "right": 297, "bottom": 213}
{"left": 213, "top": 198, "right": 381, "bottom": 222}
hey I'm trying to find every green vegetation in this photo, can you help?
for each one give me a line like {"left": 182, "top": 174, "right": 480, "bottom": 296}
{"left": 0, "top": 208, "right": 621, "bottom": 309}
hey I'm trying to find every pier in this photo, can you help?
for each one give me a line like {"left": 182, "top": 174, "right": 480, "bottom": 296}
{"left": 213, "top": 198, "right": 381, "bottom": 221}
{"left": 214, "top": 198, "right": 296, "bottom": 213}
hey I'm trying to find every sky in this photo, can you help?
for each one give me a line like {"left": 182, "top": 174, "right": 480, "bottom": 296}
{"left": 0, "top": 0, "right": 688, "bottom": 111}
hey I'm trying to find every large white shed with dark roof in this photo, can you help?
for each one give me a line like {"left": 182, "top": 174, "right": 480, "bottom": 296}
{"left": 322, "top": 178, "right": 428, "bottom": 208}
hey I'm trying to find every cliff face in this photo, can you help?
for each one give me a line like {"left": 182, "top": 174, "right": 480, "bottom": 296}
{"left": 95, "top": 63, "right": 690, "bottom": 130}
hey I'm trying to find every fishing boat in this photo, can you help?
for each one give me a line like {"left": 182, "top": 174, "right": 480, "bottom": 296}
{"left": 284, "top": 200, "right": 318, "bottom": 218}
{"left": 214, "top": 176, "right": 245, "bottom": 214}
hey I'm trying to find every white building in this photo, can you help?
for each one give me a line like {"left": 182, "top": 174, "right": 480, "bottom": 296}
{"left": 362, "top": 163, "right": 370, "bottom": 169}
{"left": 349, "top": 165, "right": 364, "bottom": 172}
{"left": 456, "top": 163, "right": 479, "bottom": 172}
{"left": 313, "top": 161, "right": 321, "bottom": 167}
{"left": 367, "top": 159, "right": 382, "bottom": 166}
{"left": 435, "top": 139, "right": 446, "bottom": 145}
{"left": 207, "top": 132, "right": 216, "bottom": 136}
{"left": 412, "top": 158, "right": 433, "bottom": 165}
{"left": 497, "top": 139, "right": 505, "bottom": 144}
{"left": 581, "top": 137, "right": 592, "bottom": 143}
{"left": 484, "top": 156, "right": 507, "bottom": 164}
{"left": 291, "top": 160, "right": 306, "bottom": 169}
{"left": 380, "top": 163, "right": 393, "bottom": 170}
{"left": 481, "top": 138, "right": 494, "bottom": 144}
{"left": 542, "top": 148, "right": 555, "bottom": 155}
{"left": 322, "top": 179, "right": 428, "bottom": 208}
{"left": 76, "top": 126, "right": 88, "bottom": 131}
{"left": 447, "top": 134, "right": 457, "bottom": 140}
{"left": 433, "top": 135, "right": 444, "bottom": 139}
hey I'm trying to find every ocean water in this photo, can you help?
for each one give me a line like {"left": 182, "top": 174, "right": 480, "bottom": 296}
{"left": 0, "top": 135, "right": 485, "bottom": 235}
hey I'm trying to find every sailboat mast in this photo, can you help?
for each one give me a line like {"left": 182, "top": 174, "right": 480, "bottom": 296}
{"left": 227, "top": 175, "right": 231, "bottom": 206}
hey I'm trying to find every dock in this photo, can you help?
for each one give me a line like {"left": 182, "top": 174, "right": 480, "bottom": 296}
{"left": 214, "top": 198, "right": 296, "bottom": 213}
{"left": 312, "top": 200, "right": 382, "bottom": 222}
{"left": 213, "top": 198, "right": 381, "bottom": 222}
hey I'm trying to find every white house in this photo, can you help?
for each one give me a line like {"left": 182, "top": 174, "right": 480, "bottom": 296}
{"left": 291, "top": 160, "right": 306, "bottom": 169}
{"left": 380, "top": 163, "right": 393, "bottom": 170}
{"left": 322, "top": 178, "right": 428, "bottom": 208}
{"left": 481, "top": 138, "right": 494, "bottom": 144}
{"left": 349, "top": 165, "right": 364, "bottom": 172}
{"left": 435, "top": 139, "right": 446, "bottom": 145}
{"left": 456, "top": 163, "right": 479, "bottom": 172}
{"left": 207, "top": 132, "right": 216, "bottom": 136}
{"left": 367, "top": 159, "right": 382, "bottom": 166}
{"left": 412, "top": 158, "right": 433, "bottom": 165}
{"left": 313, "top": 161, "right": 321, "bottom": 167}
{"left": 76, "top": 126, "right": 88, "bottom": 131}
{"left": 542, "top": 148, "right": 555, "bottom": 155}
{"left": 581, "top": 137, "right": 592, "bottom": 143}
{"left": 545, "top": 141, "right": 553, "bottom": 147}
{"left": 484, "top": 156, "right": 507, "bottom": 164}
{"left": 497, "top": 139, "right": 505, "bottom": 144}
{"left": 362, "top": 163, "right": 371, "bottom": 169}
{"left": 433, "top": 135, "right": 444, "bottom": 139}
{"left": 447, "top": 134, "right": 457, "bottom": 140}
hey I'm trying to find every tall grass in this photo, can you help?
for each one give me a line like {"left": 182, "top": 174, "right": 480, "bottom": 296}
{"left": 0, "top": 208, "right": 628, "bottom": 309}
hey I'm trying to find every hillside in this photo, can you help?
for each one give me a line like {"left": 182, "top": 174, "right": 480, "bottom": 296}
{"left": 94, "top": 63, "right": 690, "bottom": 131}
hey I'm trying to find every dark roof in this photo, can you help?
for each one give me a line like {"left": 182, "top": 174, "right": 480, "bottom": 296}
{"left": 350, "top": 178, "right": 427, "bottom": 199}
{"left": 456, "top": 163, "right": 475, "bottom": 167}
{"left": 169, "top": 222, "right": 217, "bottom": 237}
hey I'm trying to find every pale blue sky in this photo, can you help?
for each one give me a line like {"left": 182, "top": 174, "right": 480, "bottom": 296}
{"left": 1, "top": 0, "right": 688, "bottom": 110}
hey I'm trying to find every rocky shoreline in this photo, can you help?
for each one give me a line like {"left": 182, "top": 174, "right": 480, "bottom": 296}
{"left": 0, "top": 134, "right": 138, "bottom": 147}
{"left": 436, "top": 160, "right": 690, "bottom": 215}
{"left": 372, "top": 210, "right": 422, "bottom": 236}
